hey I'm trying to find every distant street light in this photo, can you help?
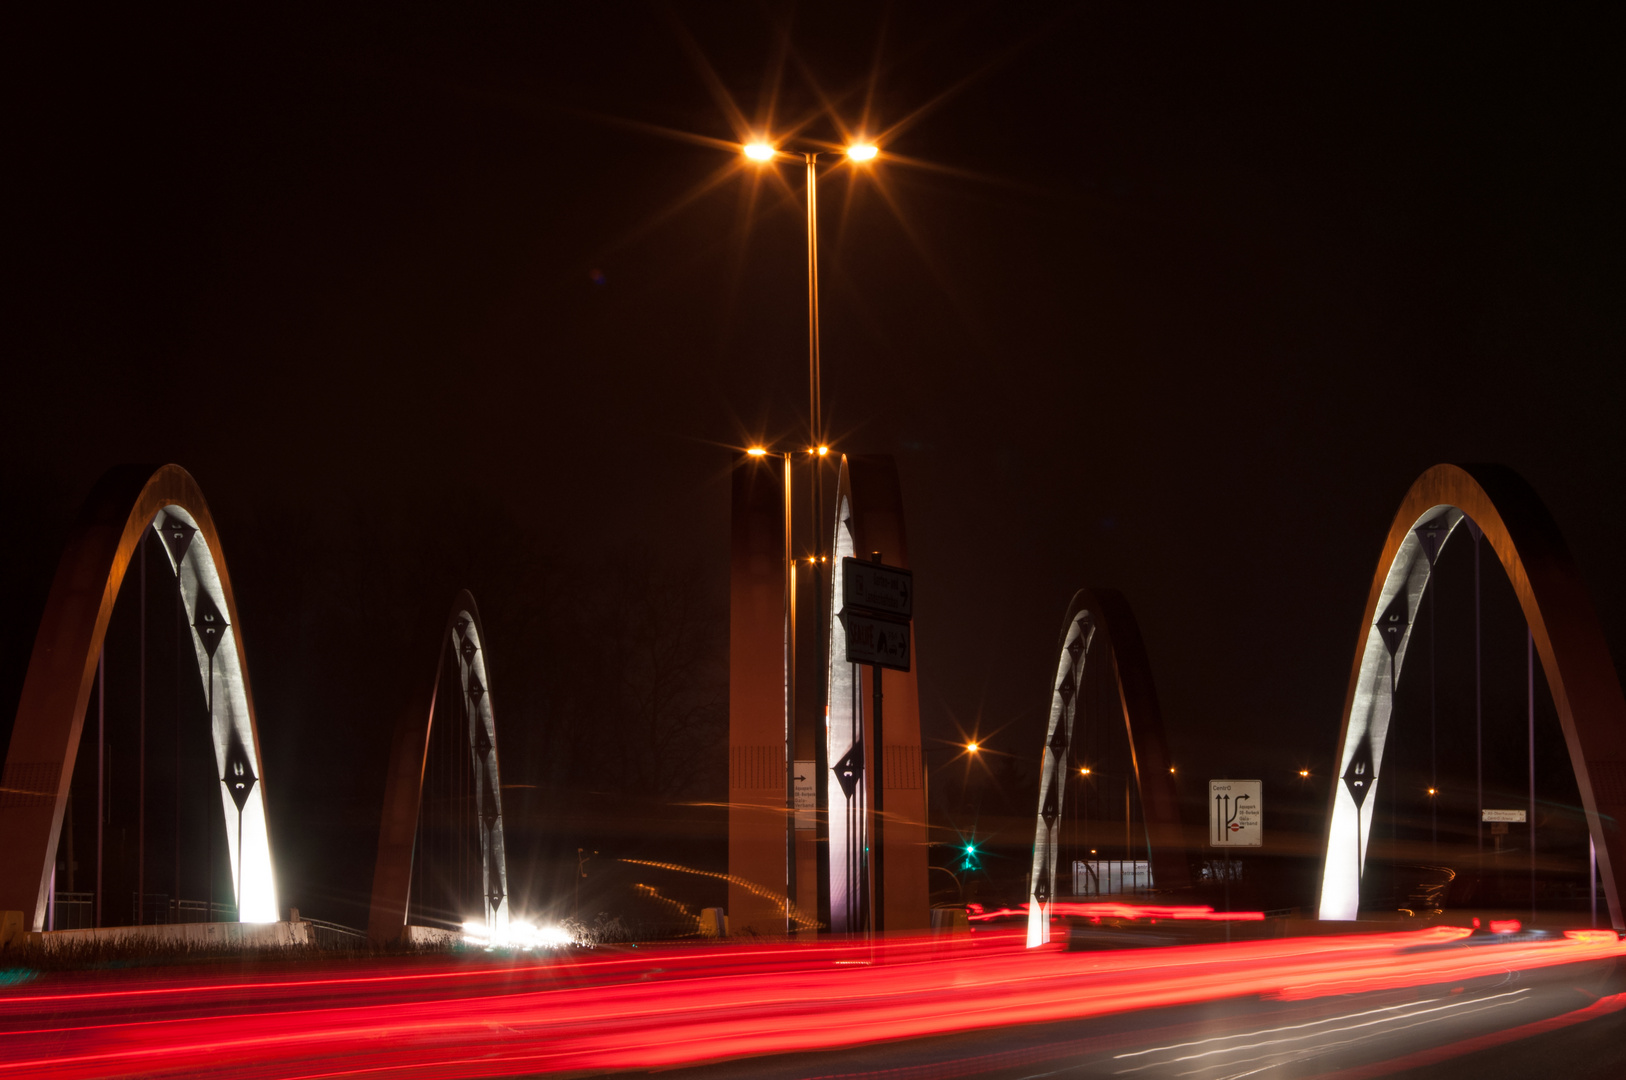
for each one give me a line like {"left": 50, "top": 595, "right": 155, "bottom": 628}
{"left": 966, "top": 742, "right": 980, "bottom": 754}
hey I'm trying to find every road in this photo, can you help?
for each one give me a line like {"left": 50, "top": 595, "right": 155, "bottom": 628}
{"left": 1, "top": 924, "right": 1622, "bottom": 1078}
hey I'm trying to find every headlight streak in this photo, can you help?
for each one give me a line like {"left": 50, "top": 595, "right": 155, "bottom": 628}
{"left": 1111, "top": 989, "right": 1530, "bottom": 1075}
{"left": 1196, "top": 997, "right": 1529, "bottom": 1079}
{"left": 0, "top": 928, "right": 1619, "bottom": 1078}
{"left": 1308, "top": 990, "right": 1626, "bottom": 1080}
{"left": 1114, "top": 995, "right": 1479, "bottom": 1058}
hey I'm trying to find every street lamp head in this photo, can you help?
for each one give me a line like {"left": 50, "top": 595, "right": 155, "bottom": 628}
{"left": 746, "top": 447, "right": 768, "bottom": 457}
{"left": 1299, "top": 769, "right": 1310, "bottom": 778}
{"left": 743, "top": 142, "right": 776, "bottom": 162}
{"left": 1080, "top": 766, "right": 1091, "bottom": 776}
{"left": 1428, "top": 787, "right": 1437, "bottom": 796}
{"left": 966, "top": 741, "right": 979, "bottom": 754}
{"left": 817, "top": 445, "right": 829, "bottom": 456}
{"left": 846, "top": 143, "right": 879, "bottom": 162}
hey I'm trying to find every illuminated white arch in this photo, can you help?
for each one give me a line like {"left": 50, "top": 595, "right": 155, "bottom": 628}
{"left": 0, "top": 465, "right": 278, "bottom": 930}
{"left": 369, "top": 592, "right": 510, "bottom": 942}
{"left": 1318, "top": 464, "right": 1626, "bottom": 929}
{"left": 158, "top": 505, "right": 277, "bottom": 922}
{"left": 826, "top": 490, "right": 864, "bottom": 932}
{"left": 1026, "top": 589, "right": 1188, "bottom": 946}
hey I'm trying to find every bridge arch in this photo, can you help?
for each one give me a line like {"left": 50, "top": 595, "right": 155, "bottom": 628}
{"left": 1318, "top": 463, "right": 1626, "bottom": 928}
{"left": 1027, "top": 589, "right": 1188, "bottom": 946}
{"left": 0, "top": 464, "right": 278, "bottom": 931}
{"left": 368, "top": 590, "right": 510, "bottom": 943}
{"left": 826, "top": 454, "right": 929, "bottom": 933}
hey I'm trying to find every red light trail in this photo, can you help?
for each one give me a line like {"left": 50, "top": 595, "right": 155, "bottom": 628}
{"left": 1, "top": 927, "right": 1621, "bottom": 1078}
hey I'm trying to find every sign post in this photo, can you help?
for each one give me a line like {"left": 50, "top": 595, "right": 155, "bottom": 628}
{"left": 840, "top": 555, "right": 912, "bottom": 935}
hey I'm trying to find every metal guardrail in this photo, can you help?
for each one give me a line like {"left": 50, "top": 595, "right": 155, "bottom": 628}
{"left": 299, "top": 918, "right": 369, "bottom": 949}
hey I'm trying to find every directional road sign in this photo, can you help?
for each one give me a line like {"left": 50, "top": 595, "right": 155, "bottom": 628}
{"left": 842, "top": 557, "right": 914, "bottom": 618}
{"left": 1482, "top": 808, "right": 1527, "bottom": 823}
{"left": 1209, "top": 779, "right": 1262, "bottom": 847}
{"left": 840, "top": 608, "right": 911, "bottom": 670}
{"left": 793, "top": 761, "right": 816, "bottom": 830}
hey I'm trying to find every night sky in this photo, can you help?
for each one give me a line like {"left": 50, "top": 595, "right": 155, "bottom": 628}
{"left": 5, "top": 4, "right": 1622, "bottom": 925}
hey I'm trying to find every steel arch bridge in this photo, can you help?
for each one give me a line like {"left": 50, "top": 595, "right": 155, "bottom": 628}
{"left": 368, "top": 590, "right": 510, "bottom": 944}
{"left": 1026, "top": 589, "right": 1188, "bottom": 946}
{"left": 0, "top": 464, "right": 278, "bottom": 931}
{"left": 1318, "top": 463, "right": 1626, "bottom": 929}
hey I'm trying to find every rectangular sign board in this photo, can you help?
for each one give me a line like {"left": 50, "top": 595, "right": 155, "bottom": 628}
{"left": 1209, "top": 779, "right": 1262, "bottom": 847}
{"left": 842, "top": 557, "right": 914, "bottom": 618}
{"left": 1482, "top": 808, "right": 1528, "bottom": 822}
{"left": 794, "top": 761, "right": 816, "bottom": 830}
{"left": 839, "top": 607, "right": 911, "bottom": 670}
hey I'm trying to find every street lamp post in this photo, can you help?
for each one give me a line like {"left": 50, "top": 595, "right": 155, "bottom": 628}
{"left": 744, "top": 138, "right": 877, "bottom": 933}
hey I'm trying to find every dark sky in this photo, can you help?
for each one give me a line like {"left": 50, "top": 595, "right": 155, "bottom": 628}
{"left": 5, "top": 4, "right": 1622, "bottom": 920}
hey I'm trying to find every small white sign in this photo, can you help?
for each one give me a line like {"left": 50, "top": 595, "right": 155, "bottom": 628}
{"left": 793, "top": 761, "right": 816, "bottom": 830}
{"left": 1209, "top": 780, "right": 1262, "bottom": 847}
{"left": 1482, "top": 808, "right": 1527, "bottom": 823}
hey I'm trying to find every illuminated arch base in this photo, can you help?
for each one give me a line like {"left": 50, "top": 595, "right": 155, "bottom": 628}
{"left": 0, "top": 465, "right": 278, "bottom": 931}
{"left": 368, "top": 591, "right": 510, "bottom": 944}
{"left": 1027, "top": 589, "right": 1189, "bottom": 947}
{"left": 1318, "top": 464, "right": 1626, "bottom": 929}
{"left": 826, "top": 454, "right": 930, "bottom": 933}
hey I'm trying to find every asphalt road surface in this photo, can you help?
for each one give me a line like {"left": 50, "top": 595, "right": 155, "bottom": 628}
{"left": 668, "top": 949, "right": 1626, "bottom": 1080}
{"left": 4, "top": 926, "right": 1623, "bottom": 1078}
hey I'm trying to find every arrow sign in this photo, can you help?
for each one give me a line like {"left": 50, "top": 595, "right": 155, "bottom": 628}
{"left": 842, "top": 557, "right": 913, "bottom": 618}
{"left": 839, "top": 607, "right": 911, "bottom": 671}
{"left": 1208, "top": 779, "right": 1262, "bottom": 848}
{"left": 793, "top": 761, "right": 816, "bottom": 831}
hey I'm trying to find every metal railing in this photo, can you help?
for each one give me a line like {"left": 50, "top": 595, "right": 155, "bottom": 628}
{"left": 1072, "top": 860, "right": 1154, "bottom": 896}
{"left": 300, "top": 918, "right": 369, "bottom": 949}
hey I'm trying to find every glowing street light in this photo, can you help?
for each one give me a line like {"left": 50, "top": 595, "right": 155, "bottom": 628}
{"left": 740, "top": 133, "right": 881, "bottom": 934}
{"left": 746, "top": 447, "right": 768, "bottom": 457}
{"left": 965, "top": 741, "right": 980, "bottom": 754}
